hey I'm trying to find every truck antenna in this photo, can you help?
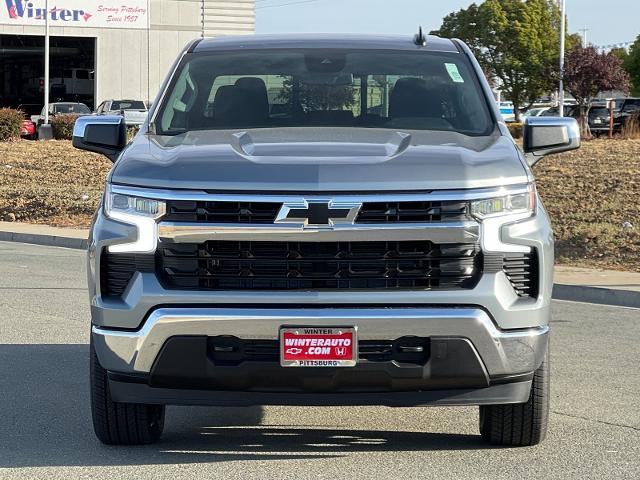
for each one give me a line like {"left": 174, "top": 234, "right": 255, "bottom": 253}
{"left": 414, "top": 26, "right": 427, "bottom": 47}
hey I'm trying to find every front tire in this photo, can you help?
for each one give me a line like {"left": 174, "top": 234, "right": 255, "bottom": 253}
{"left": 90, "top": 338, "right": 165, "bottom": 445}
{"left": 479, "top": 349, "right": 550, "bottom": 446}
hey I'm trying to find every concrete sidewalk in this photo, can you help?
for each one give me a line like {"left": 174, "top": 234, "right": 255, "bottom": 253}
{"left": 0, "top": 221, "right": 88, "bottom": 249}
{"left": 553, "top": 266, "right": 640, "bottom": 309}
{"left": 1, "top": 221, "right": 639, "bottom": 308}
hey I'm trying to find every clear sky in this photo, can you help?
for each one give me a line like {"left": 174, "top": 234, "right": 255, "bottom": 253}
{"left": 256, "top": 0, "right": 639, "bottom": 48}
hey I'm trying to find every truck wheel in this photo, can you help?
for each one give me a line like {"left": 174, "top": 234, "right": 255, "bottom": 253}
{"left": 90, "top": 339, "right": 165, "bottom": 445}
{"left": 479, "top": 349, "right": 549, "bottom": 446}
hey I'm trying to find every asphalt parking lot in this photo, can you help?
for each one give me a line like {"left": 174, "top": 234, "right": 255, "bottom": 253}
{"left": 0, "top": 241, "right": 639, "bottom": 479}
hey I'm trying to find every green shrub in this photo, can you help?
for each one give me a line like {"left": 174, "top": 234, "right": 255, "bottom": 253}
{"left": 51, "top": 114, "right": 79, "bottom": 140}
{"left": 0, "top": 108, "right": 24, "bottom": 141}
{"left": 507, "top": 122, "right": 524, "bottom": 139}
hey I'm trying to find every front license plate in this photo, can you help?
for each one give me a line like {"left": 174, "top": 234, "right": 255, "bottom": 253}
{"left": 280, "top": 326, "right": 357, "bottom": 367}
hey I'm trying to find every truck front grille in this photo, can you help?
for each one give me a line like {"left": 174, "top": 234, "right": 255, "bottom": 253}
{"left": 157, "top": 240, "right": 482, "bottom": 291}
{"left": 163, "top": 200, "right": 470, "bottom": 224}
{"left": 503, "top": 251, "right": 538, "bottom": 297}
{"left": 356, "top": 201, "right": 469, "bottom": 223}
{"left": 164, "top": 200, "right": 281, "bottom": 224}
{"left": 100, "top": 251, "right": 154, "bottom": 297}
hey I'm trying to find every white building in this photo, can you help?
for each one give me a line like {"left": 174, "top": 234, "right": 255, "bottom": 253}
{"left": 0, "top": 0, "right": 255, "bottom": 109}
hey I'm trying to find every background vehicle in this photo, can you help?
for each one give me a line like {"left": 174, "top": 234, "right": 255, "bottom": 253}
{"left": 17, "top": 104, "right": 41, "bottom": 138}
{"left": 95, "top": 100, "right": 148, "bottom": 126}
{"left": 612, "top": 98, "right": 640, "bottom": 132}
{"left": 522, "top": 107, "right": 550, "bottom": 118}
{"left": 588, "top": 104, "right": 612, "bottom": 134}
{"left": 73, "top": 34, "right": 580, "bottom": 448}
{"left": 540, "top": 104, "right": 579, "bottom": 117}
{"left": 20, "top": 119, "right": 36, "bottom": 140}
{"left": 36, "top": 102, "right": 91, "bottom": 126}
{"left": 497, "top": 101, "right": 516, "bottom": 122}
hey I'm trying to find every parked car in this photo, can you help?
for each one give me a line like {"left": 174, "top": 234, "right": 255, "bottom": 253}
{"left": 20, "top": 119, "right": 36, "bottom": 139}
{"left": 73, "top": 33, "right": 581, "bottom": 447}
{"left": 95, "top": 99, "right": 148, "bottom": 126}
{"left": 539, "top": 104, "right": 579, "bottom": 118}
{"left": 611, "top": 98, "right": 640, "bottom": 132}
{"left": 35, "top": 102, "right": 91, "bottom": 125}
{"left": 522, "top": 107, "right": 550, "bottom": 118}
{"left": 587, "top": 104, "right": 613, "bottom": 134}
{"left": 17, "top": 104, "right": 41, "bottom": 139}
{"left": 497, "top": 101, "right": 516, "bottom": 122}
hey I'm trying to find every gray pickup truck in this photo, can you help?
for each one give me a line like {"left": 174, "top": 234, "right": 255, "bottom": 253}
{"left": 73, "top": 33, "right": 580, "bottom": 447}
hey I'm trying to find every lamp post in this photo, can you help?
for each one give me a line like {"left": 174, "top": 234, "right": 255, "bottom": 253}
{"left": 558, "top": 0, "right": 566, "bottom": 117}
{"left": 44, "top": 0, "right": 49, "bottom": 125}
{"left": 38, "top": 0, "right": 53, "bottom": 139}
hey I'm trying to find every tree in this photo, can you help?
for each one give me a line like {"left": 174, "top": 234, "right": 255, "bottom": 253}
{"left": 563, "top": 46, "right": 630, "bottom": 135}
{"left": 431, "top": 0, "right": 578, "bottom": 122}
{"left": 622, "top": 35, "right": 640, "bottom": 96}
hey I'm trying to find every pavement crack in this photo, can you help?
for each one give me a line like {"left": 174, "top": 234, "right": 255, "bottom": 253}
{"left": 551, "top": 410, "right": 640, "bottom": 432}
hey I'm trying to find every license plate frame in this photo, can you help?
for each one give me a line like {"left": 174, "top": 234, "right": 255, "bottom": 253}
{"left": 279, "top": 326, "right": 358, "bottom": 367}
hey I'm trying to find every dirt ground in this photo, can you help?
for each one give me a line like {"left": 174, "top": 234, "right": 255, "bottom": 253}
{"left": 0, "top": 138, "right": 638, "bottom": 271}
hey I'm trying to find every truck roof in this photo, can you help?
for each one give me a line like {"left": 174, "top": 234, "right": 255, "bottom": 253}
{"left": 194, "top": 33, "right": 459, "bottom": 54}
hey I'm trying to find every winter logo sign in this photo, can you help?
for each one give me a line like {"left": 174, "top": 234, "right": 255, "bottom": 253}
{"left": 2, "top": 0, "right": 148, "bottom": 29}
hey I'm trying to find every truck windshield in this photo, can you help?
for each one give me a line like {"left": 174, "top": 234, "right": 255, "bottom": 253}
{"left": 156, "top": 49, "right": 494, "bottom": 136}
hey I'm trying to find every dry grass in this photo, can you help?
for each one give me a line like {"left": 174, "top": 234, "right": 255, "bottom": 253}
{"left": 0, "top": 138, "right": 638, "bottom": 271}
{"left": 621, "top": 112, "right": 640, "bottom": 140}
{"left": 534, "top": 139, "right": 640, "bottom": 272}
{"left": 0, "top": 140, "right": 111, "bottom": 227}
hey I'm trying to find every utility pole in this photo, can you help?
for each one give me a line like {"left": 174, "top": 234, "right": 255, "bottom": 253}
{"left": 558, "top": 0, "right": 566, "bottom": 117}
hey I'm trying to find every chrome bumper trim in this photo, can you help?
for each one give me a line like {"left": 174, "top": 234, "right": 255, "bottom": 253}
{"left": 158, "top": 221, "right": 479, "bottom": 243}
{"left": 92, "top": 307, "right": 548, "bottom": 376}
{"left": 111, "top": 184, "right": 530, "bottom": 203}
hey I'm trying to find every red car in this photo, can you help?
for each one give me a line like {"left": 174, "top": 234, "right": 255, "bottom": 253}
{"left": 20, "top": 119, "right": 36, "bottom": 139}
{"left": 17, "top": 104, "right": 41, "bottom": 140}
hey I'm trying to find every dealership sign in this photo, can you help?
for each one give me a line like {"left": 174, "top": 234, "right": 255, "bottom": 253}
{"left": 2, "top": 0, "right": 148, "bottom": 29}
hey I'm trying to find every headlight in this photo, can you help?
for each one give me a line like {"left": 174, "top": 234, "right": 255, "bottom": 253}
{"left": 470, "top": 184, "right": 536, "bottom": 220}
{"left": 104, "top": 186, "right": 165, "bottom": 253}
{"left": 105, "top": 191, "right": 165, "bottom": 219}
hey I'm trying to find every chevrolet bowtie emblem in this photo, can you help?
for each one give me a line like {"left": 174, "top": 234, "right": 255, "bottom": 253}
{"left": 275, "top": 200, "right": 362, "bottom": 227}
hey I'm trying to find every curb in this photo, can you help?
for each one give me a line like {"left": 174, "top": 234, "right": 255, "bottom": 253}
{"left": 0, "top": 230, "right": 88, "bottom": 250}
{"left": 552, "top": 284, "right": 640, "bottom": 309}
{"left": 1, "top": 231, "right": 638, "bottom": 309}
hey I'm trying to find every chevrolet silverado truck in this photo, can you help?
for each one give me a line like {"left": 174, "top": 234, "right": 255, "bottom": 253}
{"left": 73, "top": 33, "right": 580, "bottom": 447}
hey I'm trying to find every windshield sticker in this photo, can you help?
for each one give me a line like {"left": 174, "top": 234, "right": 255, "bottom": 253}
{"left": 445, "top": 63, "right": 464, "bottom": 83}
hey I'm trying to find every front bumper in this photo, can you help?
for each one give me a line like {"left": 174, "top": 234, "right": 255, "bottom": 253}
{"left": 93, "top": 306, "right": 548, "bottom": 405}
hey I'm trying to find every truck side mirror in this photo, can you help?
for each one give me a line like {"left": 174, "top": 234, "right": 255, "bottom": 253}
{"left": 522, "top": 117, "right": 580, "bottom": 166}
{"left": 72, "top": 115, "right": 127, "bottom": 162}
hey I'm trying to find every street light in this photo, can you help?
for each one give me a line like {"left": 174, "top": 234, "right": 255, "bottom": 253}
{"left": 44, "top": 0, "right": 49, "bottom": 125}
{"left": 39, "top": 0, "right": 53, "bottom": 139}
{"left": 559, "top": 0, "right": 566, "bottom": 117}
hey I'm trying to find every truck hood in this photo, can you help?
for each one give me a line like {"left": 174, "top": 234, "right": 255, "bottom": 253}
{"left": 111, "top": 128, "right": 528, "bottom": 191}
